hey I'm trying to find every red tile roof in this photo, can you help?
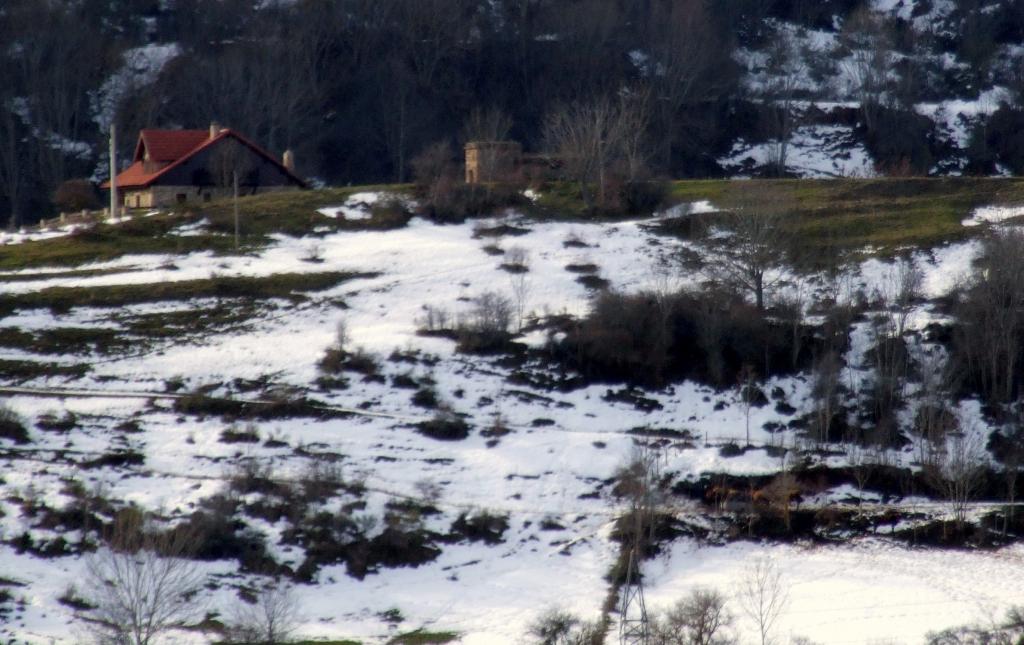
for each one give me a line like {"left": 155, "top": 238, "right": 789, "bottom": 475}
{"left": 109, "top": 161, "right": 156, "bottom": 188}
{"left": 137, "top": 129, "right": 210, "bottom": 163}
{"left": 102, "top": 128, "right": 306, "bottom": 190}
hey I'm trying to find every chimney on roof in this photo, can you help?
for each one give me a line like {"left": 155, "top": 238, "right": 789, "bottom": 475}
{"left": 283, "top": 149, "right": 295, "bottom": 172}
{"left": 209, "top": 122, "right": 221, "bottom": 139}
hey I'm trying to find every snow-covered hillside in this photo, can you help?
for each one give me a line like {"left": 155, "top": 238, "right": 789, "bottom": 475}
{"left": 1, "top": 193, "right": 1024, "bottom": 643}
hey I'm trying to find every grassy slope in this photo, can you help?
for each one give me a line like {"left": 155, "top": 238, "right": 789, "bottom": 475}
{"left": 0, "top": 271, "right": 370, "bottom": 313}
{"left": 195, "top": 184, "right": 414, "bottom": 237}
{"left": 665, "top": 177, "right": 1024, "bottom": 252}
{"left": 0, "top": 214, "right": 233, "bottom": 271}
{"left": 4, "top": 178, "right": 1024, "bottom": 273}
{"left": 0, "top": 185, "right": 412, "bottom": 271}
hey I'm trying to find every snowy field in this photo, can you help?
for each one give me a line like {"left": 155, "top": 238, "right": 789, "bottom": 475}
{"left": 0, "top": 197, "right": 1021, "bottom": 643}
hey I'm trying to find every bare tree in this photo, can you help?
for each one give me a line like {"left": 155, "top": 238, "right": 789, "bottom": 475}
{"left": 738, "top": 558, "right": 788, "bottom": 645}
{"left": 840, "top": 7, "right": 895, "bottom": 131}
{"left": 0, "top": 101, "right": 24, "bottom": 229}
{"left": 760, "top": 471, "right": 801, "bottom": 533}
{"left": 509, "top": 271, "right": 532, "bottom": 333}
{"left": 461, "top": 106, "right": 514, "bottom": 143}
{"left": 615, "top": 442, "right": 666, "bottom": 549}
{"left": 775, "top": 276, "right": 810, "bottom": 371}
{"left": 925, "top": 425, "right": 987, "bottom": 532}
{"left": 543, "top": 96, "right": 644, "bottom": 209}
{"left": 641, "top": 0, "right": 732, "bottom": 169}
{"left": 995, "top": 412, "right": 1024, "bottom": 535}
{"left": 846, "top": 441, "right": 885, "bottom": 504}
{"left": 911, "top": 347, "right": 956, "bottom": 469}
{"left": 411, "top": 140, "right": 458, "bottom": 206}
{"left": 703, "top": 187, "right": 791, "bottom": 311}
{"left": 209, "top": 137, "right": 259, "bottom": 249}
{"left": 955, "top": 231, "right": 1024, "bottom": 405}
{"left": 84, "top": 511, "right": 206, "bottom": 645}
{"left": 738, "top": 364, "right": 758, "bottom": 447}
{"left": 763, "top": 27, "right": 807, "bottom": 176}
{"left": 227, "top": 582, "right": 301, "bottom": 645}
{"left": 651, "top": 587, "right": 734, "bottom": 645}
{"left": 866, "top": 258, "right": 922, "bottom": 445}
{"left": 809, "top": 350, "right": 843, "bottom": 445}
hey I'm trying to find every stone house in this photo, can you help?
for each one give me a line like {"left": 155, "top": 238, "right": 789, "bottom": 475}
{"left": 103, "top": 124, "right": 305, "bottom": 209}
{"left": 464, "top": 140, "right": 562, "bottom": 184}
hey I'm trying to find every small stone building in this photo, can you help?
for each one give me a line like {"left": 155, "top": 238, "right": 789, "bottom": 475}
{"left": 464, "top": 141, "right": 522, "bottom": 184}
{"left": 464, "top": 140, "right": 562, "bottom": 184}
{"left": 103, "top": 124, "right": 305, "bottom": 209}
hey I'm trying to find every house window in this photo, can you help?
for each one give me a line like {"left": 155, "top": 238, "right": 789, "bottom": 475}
{"left": 176, "top": 193, "right": 186, "bottom": 204}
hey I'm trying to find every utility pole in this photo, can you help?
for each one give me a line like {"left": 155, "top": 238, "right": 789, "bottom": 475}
{"left": 109, "top": 123, "right": 117, "bottom": 220}
{"left": 619, "top": 451, "right": 652, "bottom": 645}
{"left": 619, "top": 545, "right": 649, "bottom": 645}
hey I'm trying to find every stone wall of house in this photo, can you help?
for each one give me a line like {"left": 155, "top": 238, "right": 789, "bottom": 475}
{"left": 123, "top": 185, "right": 294, "bottom": 209}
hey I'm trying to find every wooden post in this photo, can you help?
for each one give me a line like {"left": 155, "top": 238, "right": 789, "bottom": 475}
{"left": 109, "top": 123, "right": 117, "bottom": 220}
{"left": 233, "top": 169, "right": 239, "bottom": 249}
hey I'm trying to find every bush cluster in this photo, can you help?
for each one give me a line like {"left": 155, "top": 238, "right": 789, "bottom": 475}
{"left": 554, "top": 289, "right": 815, "bottom": 388}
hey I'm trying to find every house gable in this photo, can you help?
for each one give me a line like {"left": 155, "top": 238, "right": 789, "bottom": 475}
{"left": 151, "top": 135, "right": 304, "bottom": 191}
{"left": 104, "top": 127, "right": 306, "bottom": 192}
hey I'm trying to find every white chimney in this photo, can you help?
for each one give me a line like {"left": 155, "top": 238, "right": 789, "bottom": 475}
{"left": 209, "top": 122, "right": 221, "bottom": 139}
{"left": 283, "top": 149, "right": 295, "bottom": 172}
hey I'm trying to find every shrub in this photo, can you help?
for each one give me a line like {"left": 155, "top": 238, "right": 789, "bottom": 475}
{"left": 416, "top": 406, "right": 471, "bottom": 441}
{"left": 0, "top": 406, "right": 30, "bottom": 444}
{"left": 227, "top": 459, "right": 282, "bottom": 497}
{"left": 527, "top": 609, "right": 604, "bottom": 645}
{"left": 220, "top": 424, "right": 260, "bottom": 444}
{"left": 555, "top": 288, "right": 813, "bottom": 388}
{"left": 173, "top": 391, "right": 247, "bottom": 418}
{"left": 369, "top": 198, "right": 413, "bottom": 228}
{"left": 862, "top": 105, "right": 938, "bottom": 176}
{"left": 53, "top": 179, "right": 100, "bottom": 213}
{"left": 36, "top": 411, "right": 78, "bottom": 433}
{"left": 82, "top": 450, "right": 144, "bottom": 469}
{"left": 298, "top": 459, "right": 345, "bottom": 504}
{"left": 619, "top": 180, "right": 669, "bottom": 215}
{"left": 449, "top": 511, "right": 509, "bottom": 544}
{"left": 412, "top": 141, "right": 458, "bottom": 192}
{"left": 58, "top": 584, "right": 94, "bottom": 610}
{"left": 411, "top": 386, "right": 439, "bottom": 409}
{"left": 420, "top": 305, "right": 452, "bottom": 333}
{"left": 171, "top": 497, "right": 276, "bottom": 572}
{"left": 576, "top": 274, "right": 610, "bottom": 290}
{"left": 972, "top": 106, "right": 1024, "bottom": 174}
{"left": 500, "top": 246, "right": 530, "bottom": 273}
{"left": 421, "top": 183, "right": 526, "bottom": 223}
{"left": 453, "top": 291, "right": 516, "bottom": 353}
{"left": 318, "top": 346, "right": 379, "bottom": 377}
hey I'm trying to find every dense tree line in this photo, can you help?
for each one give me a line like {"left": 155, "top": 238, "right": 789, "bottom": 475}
{"left": 8, "top": 0, "right": 1024, "bottom": 224}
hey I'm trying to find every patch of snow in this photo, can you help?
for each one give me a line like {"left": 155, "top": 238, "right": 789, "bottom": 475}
{"left": 92, "top": 44, "right": 181, "bottom": 130}
{"left": 657, "top": 200, "right": 718, "bottom": 218}
{"left": 962, "top": 204, "right": 1024, "bottom": 227}
{"left": 645, "top": 538, "right": 1024, "bottom": 645}
{"left": 916, "top": 87, "right": 1010, "bottom": 156}
{"left": 317, "top": 191, "right": 410, "bottom": 221}
{"left": 720, "top": 124, "right": 876, "bottom": 178}
{"left": 0, "top": 224, "right": 83, "bottom": 246}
